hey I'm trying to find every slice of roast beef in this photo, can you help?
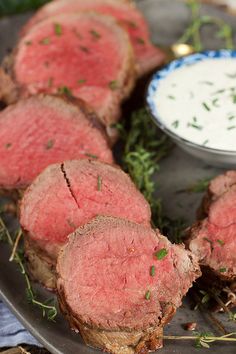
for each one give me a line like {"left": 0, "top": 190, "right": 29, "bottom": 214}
{"left": 20, "top": 159, "right": 151, "bottom": 289}
{"left": 21, "top": 0, "right": 166, "bottom": 77}
{"left": 186, "top": 171, "right": 236, "bottom": 282}
{"left": 0, "top": 94, "right": 113, "bottom": 190}
{"left": 57, "top": 216, "right": 201, "bottom": 354}
{"left": 0, "top": 12, "right": 135, "bottom": 126}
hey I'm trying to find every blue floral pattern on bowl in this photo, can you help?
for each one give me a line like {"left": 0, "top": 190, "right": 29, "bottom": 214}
{"left": 147, "top": 50, "right": 236, "bottom": 128}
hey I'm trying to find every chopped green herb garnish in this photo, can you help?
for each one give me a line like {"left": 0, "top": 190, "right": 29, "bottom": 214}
{"left": 232, "top": 94, "right": 236, "bottom": 104}
{"left": 145, "top": 290, "right": 151, "bottom": 300}
{"left": 212, "top": 89, "right": 225, "bottom": 95}
{"left": 172, "top": 120, "right": 179, "bottom": 128}
{"left": 45, "top": 140, "right": 54, "bottom": 150}
{"left": 77, "top": 79, "right": 86, "bottom": 84}
{"left": 155, "top": 248, "right": 168, "bottom": 260}
{"left": 167, "top": 95, "right": 175, "bottom": 100}
{"left": 85, "top": 153, "right": 98, "bottom": 159}
{"left": 217, "top": 239, "right": 225, "bottom": 246}
{"left": 227, "top": 125, "right": 236, "bottom": 130}
{"left": 193, "top": 116, "right": 197, "bottom": 122}
{"left": 109, "top": 80, "right": 118, "bottom": 90}
{"left": 54, "top": 23, "right": 62, "bottom": 36}
{"left": 202, "top": 139, "right": 209, "bottom": 146}
{"left": 150, "top": 265, "right": 155, "bottom": 277}
{"left": 40, "top": 37, "right": 50, "bottom": 45}
{"left": 48, "top": 77, "right": 53, "bottom": 87}
{"left": 5, "top": 143, "right": 12, "bottom": 149}
{"left": 127, "top": 21, "right": 137, "bottom": 29}
{"left": 200, "top": 81, "right": 214, "bottom": 86}
{"left": 219, "top": 267, "right": 227, "bottom": 273}
{"left": 136, "top": 37, "right": 145, "bottom": 45}
{"left": 228, "top": 115, "right": 235, "bottom": 121}
{"left": 202, "top": 102, "right": 210, "bottom": 111}
{"left": 97, "top": 175, "right": 102, "bottom": 191}
{"left": 58, "top": 86, "right": 72, "bottom": 96}
{"left": 80, "top": 46, "right": 90, "bottom": 53}
{"left": 90, "top": 29, "right": 101, "bottom": 39}
{"left": 187, "top": 123, "right": 203, "bottom": 130}
{"left": 212, "top": 98, "right": 219, "bottom": 107}
{"left": 226, "top": 72, "right": 236, "bottom": 79}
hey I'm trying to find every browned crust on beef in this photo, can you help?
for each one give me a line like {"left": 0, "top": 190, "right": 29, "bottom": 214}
{"left": 57, "top": 280, "right": 176, "bottom": 354}
{"left": 24, "top": 235, "right": 57, "bottom": 291}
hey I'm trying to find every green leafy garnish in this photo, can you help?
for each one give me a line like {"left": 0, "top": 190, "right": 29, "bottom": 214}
{"left": 54, "top": 23, "right": 62, "bottom": 36}
{"left": 155, "top": 248, "right": 168, "bottom": 260}
{"left": 145, "top": 290, "right": 151, "bottom": 300}
{"left": 97, "top": 175, "right": 102, "bottom": 192}
{"left": 219, "top": 267, "right": 227, "bottom": 273}
{"left": 109, "top": 80, "right": 118, "bottom": 90}
{"left": 58, "top": 86, "right": 72, "bottom": 96}
{"left": 90, "top": 29, "right": 101, "bottom": 39}
{"left": 150, "top": 265, "right": 155, "bottom": 277}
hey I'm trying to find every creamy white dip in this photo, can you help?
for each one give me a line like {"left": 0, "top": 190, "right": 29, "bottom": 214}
{"left": 154, "top": 58, "right": 236, "bottom": 151}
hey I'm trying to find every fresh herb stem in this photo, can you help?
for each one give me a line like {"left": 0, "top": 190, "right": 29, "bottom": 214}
{"left": 178, "top": 0, "right": 235, "bottom": 51}
{"left": 0, "top": 217, "right": 57, "bottom": 321}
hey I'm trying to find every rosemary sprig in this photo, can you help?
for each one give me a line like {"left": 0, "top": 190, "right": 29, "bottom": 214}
{"left": 0, "top": 217, "right": 57, "bottom": 321}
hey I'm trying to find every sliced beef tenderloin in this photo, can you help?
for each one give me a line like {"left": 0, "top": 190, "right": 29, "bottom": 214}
{"left": 20, "top": 159, "right": 151, "bottom": 289}
{"left": 1, "top": 13, "right": 135, "bottom": 126}
{"left": 57, "top": 216, "right": 201, "bottom": 354}
{"left": 0, "top": 94, "right": 113, "bottom": 190}
{"left": 186, "top": 171, "right": 236, "bottom": 282}
{"left": 21, "top": 0, "right": 166, "bottom": 77}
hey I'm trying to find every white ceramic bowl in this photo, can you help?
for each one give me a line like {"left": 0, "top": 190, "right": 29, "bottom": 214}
{"left": 146, "top": 50, "right": 236, "bottom": 167}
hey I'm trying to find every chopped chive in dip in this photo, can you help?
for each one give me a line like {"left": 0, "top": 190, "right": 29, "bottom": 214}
{"left": 212, "top": 98, "right": 220, "bottom": 107}
{"left": 226, "top": 72, "right": 236, "bottom": 79}
{"left": 97, "top": 175, "right": 102, "bottom": 191}
{"left": 232, "top": 94, "right": 236, "bottom": 104}
{"left": 217, "top": 239, "right": 225, "bottom": 246}
{"left": 167, "top": 95, "right": 175, "bottom": 100}
{"left": 200, "top": 81, "right": 214, "bottom": 86}
{"left": 77, "top": 79, "right": 86, "bottom": 84}
{"left": 54, "top": 23, "right": 62, "bottom": 36}
{"left": 202, "top": 139, "right": 209, "bottom": 146}
{"left": 212, "top": 89, "right": 225, "bottom": 95}
{"left": 219, "top": 267, "right": 227, "bottom": 273}
{"left": 150, "top": 265, "right": 155, "bottom": 277}
{"left": 227, "top": 125, "right": 236, "bottom": 130}
{"left": 109, "top": 80, "right": 118, "bottom": 90}
{"left": 90, "top": 29, "right": 101, "bottom": 39}
{"left": 40, "top": 37, "right": 50, "bottom": 45}
{"left": 187, "top": 123, "right": 203, "bottom": 130}
{"left": 202, "top": 102, "right": 211, "bottom": 111}
{"left": 172, "top": 120, "right": 179, "bottom": 128}
{"left": 228, "top": 114, "right": 235, "bottom": 120}
{"left": 58, "top": 86, "right": 72, "bottom": 96}
{"left": 145, "top": 290, "right": 151, "bottom": 300}
{"left": 45, "top": 140, "right": 54, "bottom": 150}
{"left": 155, "top": 248, "right": 168, "bottom": 260}
{"left": 85, "top": 153, "right": 98, "bottom": 159}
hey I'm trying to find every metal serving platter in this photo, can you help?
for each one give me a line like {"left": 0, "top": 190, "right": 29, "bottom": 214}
{"left": 0, "top": 1, "right": 236, "bottom": 353}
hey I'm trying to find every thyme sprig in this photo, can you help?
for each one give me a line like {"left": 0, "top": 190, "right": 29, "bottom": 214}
{"left": 0, "top": 217, "right": 57, "bottom": 321}
{"left": 163, "top": 332, "right": 236, "bottom": 348}
{"left": 178, "top": 0, "right": 234, "bottom": 51}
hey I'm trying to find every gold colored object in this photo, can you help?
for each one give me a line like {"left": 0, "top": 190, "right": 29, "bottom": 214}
{"left": 171, "top": 43, "right": 195, "bottom": 58}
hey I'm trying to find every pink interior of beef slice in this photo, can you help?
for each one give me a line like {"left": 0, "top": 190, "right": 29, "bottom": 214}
{"left": 14, "top": 12, "right": 135, "bottom": 124}
{"left": 20, "top": 159, "right": 151, "bottom": 259}
{"left": 57, "top": 216, "right": 201, "bottom": 331}
{"left": 0, "top": 95, "right": 113, "bottom": 189}
{"left": 21, "top": 0, "right": 166, "bottom": 76}
{"left": 188, "top": 173, "right": 236, "bottom": 280}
